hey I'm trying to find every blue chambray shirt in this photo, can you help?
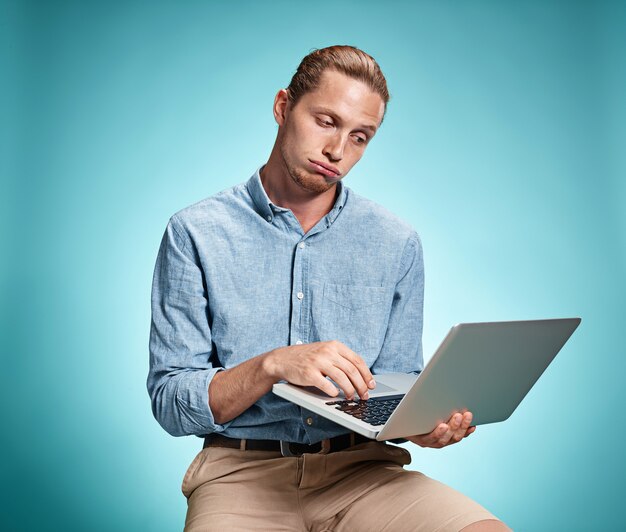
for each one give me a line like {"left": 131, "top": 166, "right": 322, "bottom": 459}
{"left": 148, "top": 167, "right": 424, "bottom": 444}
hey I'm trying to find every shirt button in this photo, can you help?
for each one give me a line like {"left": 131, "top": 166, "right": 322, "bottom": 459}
{"left": 297, "top": 292, "right": 304, "bottom": 300}
{"left": 298, "top": 242, "right": 305, "bottom": 249}
{"left": 306, "top": 417, "right": 314, "bottom": 426}
{"left": 266, "top": 215, "right": 272, "bottom": 222}
{"left": 295, "top": 340, "right": 303, "bottom": 345}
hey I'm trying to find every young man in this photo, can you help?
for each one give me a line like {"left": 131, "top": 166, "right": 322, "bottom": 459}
{"left": 148, "top": 45, "right": 509, "bottom": 531}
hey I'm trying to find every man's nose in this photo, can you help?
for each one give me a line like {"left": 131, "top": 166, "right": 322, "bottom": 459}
{"left": 323, "top": 133, "right": 346, "bottom": 162}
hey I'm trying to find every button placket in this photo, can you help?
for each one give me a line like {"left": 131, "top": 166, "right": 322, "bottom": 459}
{"left": 290, "top": 238, "right": 306, "bottom": 345}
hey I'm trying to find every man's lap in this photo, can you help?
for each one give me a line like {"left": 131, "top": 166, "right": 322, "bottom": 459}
{"left": 182, "top": 442, "right": 498, "bottom": 532}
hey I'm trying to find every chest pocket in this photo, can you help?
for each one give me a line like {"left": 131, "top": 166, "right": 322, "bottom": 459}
{"left": 315, "top": 283, "right": 391, "bottom": 366}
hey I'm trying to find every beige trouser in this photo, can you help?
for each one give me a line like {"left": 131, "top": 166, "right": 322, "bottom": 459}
{"left": 182, "top": 441, "right": 498, "bottom": 531}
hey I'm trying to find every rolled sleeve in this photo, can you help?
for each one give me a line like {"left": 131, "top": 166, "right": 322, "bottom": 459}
{"left": 372, "top": 233, "right": 425, "bottom": 375}
{"left": 147, "top": 216, "right": 231, "bottom": 437}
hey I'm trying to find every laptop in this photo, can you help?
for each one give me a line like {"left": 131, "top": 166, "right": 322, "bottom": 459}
{"left": 272, "top": 318, "right": 581, "bottom": 441}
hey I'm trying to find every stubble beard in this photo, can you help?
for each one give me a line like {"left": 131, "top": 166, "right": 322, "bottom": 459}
{"left": 280, "top": 143, "right": 335, "bottom": 195}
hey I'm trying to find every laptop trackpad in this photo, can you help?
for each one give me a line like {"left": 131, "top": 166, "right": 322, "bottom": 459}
{"left": 298, "top": 381, "right": 398, "bottom": 399}
{"left": 336, "top": 381, "right": 399, "bottom": 398}
{"left": 369, "top": 382, "right": 397, "bottom": 395}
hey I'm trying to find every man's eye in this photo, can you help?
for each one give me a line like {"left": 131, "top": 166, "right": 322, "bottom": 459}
{"left": 353, "top": 135, "right": 367, "bottom": 144}
{"left": 317, "top": 118, "right": 333, "bottom": 127}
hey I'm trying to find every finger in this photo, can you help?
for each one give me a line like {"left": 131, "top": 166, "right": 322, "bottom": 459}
{"left": 449, "top": 413, "right": 473, "bottom": 443}
{"left": 464, "top": 426, "right": 477, "bottom": 438}
{"left": 427, "top": 423, "right": 450, "bottom": 447}
{"left": 334, "top": 342, "right": 376, "bottom": 389}
{"left": 412, "top": 422, "right": 452, "bottom": 448}
{"left": 311, "top": 374, "right": 340, "bottom": 398}
{"left": 331, "top": 355, "right": 370, "bottom": 399}
{"left": 460, "top": 411, "right": 473, "bottom": 430}
{"left": 439, "top": 415, "right": 461, "bottom": 446}
{"left": 449, "top": 413, "right": 469, "bottom": 443}
{"left": 448, "top": 412, "right": 463, "bottom": 430}
{"left": 323, "top": 365, "right": 357, "bottom": 400}
{"left": 439, "top": 412, "right": 461, "bottom": 438}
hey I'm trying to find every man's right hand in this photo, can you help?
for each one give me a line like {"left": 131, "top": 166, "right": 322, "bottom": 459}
{"left": 263, "top": 340, "right": 376, "bottom": 400}
{"left": 210, "top": 340, "right": 375, "bottom": 424}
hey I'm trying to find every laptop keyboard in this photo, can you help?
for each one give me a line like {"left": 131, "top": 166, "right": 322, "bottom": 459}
{"left": 325, "top": 395, "right": 404, "bottom": 426}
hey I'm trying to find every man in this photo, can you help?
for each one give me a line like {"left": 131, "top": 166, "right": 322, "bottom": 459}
{"left": 148, "top": 45, "right": 509, "bottom": 531}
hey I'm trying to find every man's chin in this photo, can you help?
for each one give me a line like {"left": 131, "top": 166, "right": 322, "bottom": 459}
{"left": 291, "top": 170, "right": 337, "bottom": 194}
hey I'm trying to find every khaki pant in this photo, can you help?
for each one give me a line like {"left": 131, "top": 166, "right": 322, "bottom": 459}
{"left": 182, "top": 441, "right": 498, "bottom": 531}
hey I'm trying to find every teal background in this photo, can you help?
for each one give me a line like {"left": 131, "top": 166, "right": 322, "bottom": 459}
{"left": 2, "top": 0, "right": 624, "bottom": 530}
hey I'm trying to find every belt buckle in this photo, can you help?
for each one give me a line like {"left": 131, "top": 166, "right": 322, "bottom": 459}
{"left": 280, "top": 441, "right": 296, "bottom": 457}
{"left": 279, "top": 439, "right": 331, "bottom": 457}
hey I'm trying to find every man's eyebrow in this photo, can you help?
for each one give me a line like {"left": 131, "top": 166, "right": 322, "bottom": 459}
{"left": 312, "top": 107, "right": 378, "bottom": 135}
{"left": 359, "top": 123, "right": 378, "bottom": 134}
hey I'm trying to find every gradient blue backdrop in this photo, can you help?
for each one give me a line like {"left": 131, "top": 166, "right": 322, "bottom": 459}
{"left": 2, "top": 1, "right": 624, "bottom": 530}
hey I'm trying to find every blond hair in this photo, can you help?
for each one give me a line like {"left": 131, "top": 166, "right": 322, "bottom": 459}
{"left": 287, "top": 45, "right": 390, "bottom": 113}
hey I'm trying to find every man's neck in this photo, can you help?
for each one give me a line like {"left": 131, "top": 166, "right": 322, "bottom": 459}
{"left": 260, "top": 159, "right": 338, "bottom": 234}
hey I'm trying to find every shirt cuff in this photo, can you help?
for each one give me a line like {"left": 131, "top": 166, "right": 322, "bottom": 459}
{"left": 174, "top": 367, "right": 232, "bottom": 435}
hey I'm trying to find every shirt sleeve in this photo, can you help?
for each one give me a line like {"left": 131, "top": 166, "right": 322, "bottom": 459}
{"left": 371, "top": 233, "right": 425, "bottom": 375}
{"left": 147, "top": 215, "right": 231, "bottom": 437}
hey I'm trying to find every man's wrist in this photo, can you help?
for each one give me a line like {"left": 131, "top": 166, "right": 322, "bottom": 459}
{"left": 260, "top": 348, "right": 282, "bottom": 383}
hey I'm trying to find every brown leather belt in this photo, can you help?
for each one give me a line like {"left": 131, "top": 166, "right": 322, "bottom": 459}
{"left": 203, "top": 432, "right": 371, "bottom": 456}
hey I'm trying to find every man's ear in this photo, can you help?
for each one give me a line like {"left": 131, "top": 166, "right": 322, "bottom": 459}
{"left": 273, "top": 89, "right": 290, "bottom": 126}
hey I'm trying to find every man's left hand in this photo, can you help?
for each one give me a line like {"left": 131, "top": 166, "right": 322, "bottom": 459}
{"left": 407, "top": 411, "right": 476, "bottom": 449}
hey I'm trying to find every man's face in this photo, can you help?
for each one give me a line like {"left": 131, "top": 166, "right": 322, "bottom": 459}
{"left": 276, "top": 69, "right": 385, "bottom": 194}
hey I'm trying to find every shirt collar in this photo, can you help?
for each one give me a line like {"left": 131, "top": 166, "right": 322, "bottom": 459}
{"left": 246, "top": 166, "right": 347, "bottom": 226}
{"left": 246, "top": 167, "right": 275, "bottom": 222}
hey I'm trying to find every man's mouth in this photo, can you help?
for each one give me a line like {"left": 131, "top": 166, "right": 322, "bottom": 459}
{"left": 309, "top": 160, "right": 342, "bottom": 179}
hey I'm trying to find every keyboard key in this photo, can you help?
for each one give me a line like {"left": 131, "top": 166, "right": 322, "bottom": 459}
{"left": 325, "top": 395, "right": 404, "bottom": 426}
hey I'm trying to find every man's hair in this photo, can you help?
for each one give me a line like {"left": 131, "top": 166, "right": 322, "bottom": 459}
{"left": 286, "top": 45, "right": 390, "bottom": 114}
